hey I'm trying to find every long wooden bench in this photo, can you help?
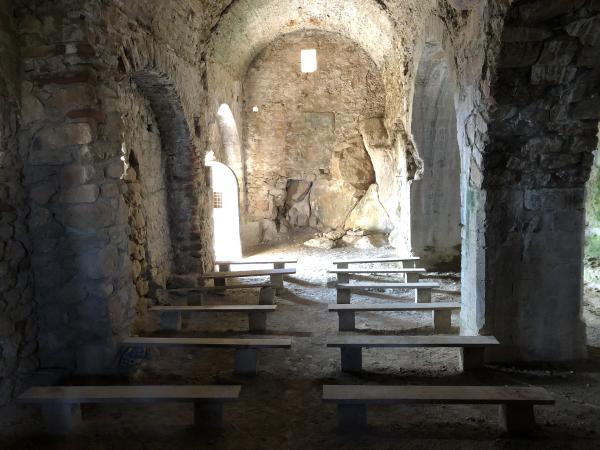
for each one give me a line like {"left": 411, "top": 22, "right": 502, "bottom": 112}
{"left": 216, "top": 259, "right": 297, "bottom": 272}
{"left": 202, "top": 268, "right": 296, "bottom": 293}
{"left": 333, "top": 256, "right": 420, "bottom": 269}
{"left": 150, "top": 305, "right": 278, "bottom": 333}
{"left": 19, "top": 385, "right": 241, "bottom": 434}
{"left": 327, "top": 335, "right": 500, "bottom": 372}
{"left": 329, "top": 268, "right": 426, "bottom": 283}
{"left": 336, "top": 282, "right": 439, "bottom": 304}
{"left": 322, "top": 385, "right": 554, "bottom": 435}
{"left": 161, "top": 283, "right": 274, "bottom": 305}
{"left": 328, "top": 302, "right": 460, "bottom": 332}
{"left": 122, "top": 337, "right": 292, "bottom": 375}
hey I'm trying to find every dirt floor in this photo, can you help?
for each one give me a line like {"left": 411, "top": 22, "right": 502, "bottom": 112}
{"left": 2, "top": 235, "right": 600, "bottom": 449}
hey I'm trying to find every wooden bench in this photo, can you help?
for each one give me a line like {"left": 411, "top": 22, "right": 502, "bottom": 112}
{"left": 327, "top": 335, "right": 500, "bottom": 372}
{"left": 329, "top": 268, "right": 426, "bottom": 283}
{"left": 161, "top": 283, "right": 274, "bottom": 305}
{"left": 322, "top": 385, "right": 554, "bottom": 435}
{"left": 122, "top": 337, "right": 292, "bottom": 375}
{"left": 336, "top": 282, "right": 439, "bottom": 304}
{"left": 216, "top": 259, "right": 297, "bottom": 272}
{"left": 202, "top": 268, "right": 296, "bottom": 293}
{"left": 19, "top": 385, "right": 241, "bottom": 434}
{"left": 150, "top": 305, "right": 278, "bottom": 333}
{"left": 333, "top": 256, "right": 420, "bottom": 269}
{"left": 329, "top": 302, "right": 461, "bottom": 332}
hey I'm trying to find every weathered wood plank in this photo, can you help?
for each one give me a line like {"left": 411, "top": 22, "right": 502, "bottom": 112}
{"left": 322, "top": 385, "right": 554, "bottom": 405}
{"left": 329, "top": 268, "right": 426, "bottom": 274}
{"left": 202, "top": 268, "right": 296, "bottom": 279}
{"left": 326, "top": 335, "right": 499, "bottom": 348}
{"left": 123, "top": 337, "right": 292, "bottom": 348}
{"left": 151, "top": 305, "right": 277, "bottom": 312}
{"left": 336, "top": 282, "right": 438, "bottom": 290}
{"left": 19, "top": 385, "right": 241, "bottom": 403}
{"left": 329, "top": 302, "right": 460, "bottom": 312}
{"left": 332, "top": 257, "right": 420, "bottom": 265}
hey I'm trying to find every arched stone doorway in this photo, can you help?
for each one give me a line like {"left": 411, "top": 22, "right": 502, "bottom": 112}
{"left": 206, "top": 157, "right": 242, "bottom": 260}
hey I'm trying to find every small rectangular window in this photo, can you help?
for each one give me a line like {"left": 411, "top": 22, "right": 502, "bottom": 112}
{"left": 301, "top": 49, "right": 317, "bottom": 73}
{"left": 213, "top": 192, "right": 223, "bottom": 209}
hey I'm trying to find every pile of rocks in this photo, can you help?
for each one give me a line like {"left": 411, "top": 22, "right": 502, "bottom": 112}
{"left": 303, "top": 229, "right": 389, "bottom": 250}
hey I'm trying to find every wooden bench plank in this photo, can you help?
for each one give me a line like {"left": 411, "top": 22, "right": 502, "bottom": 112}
{"left": 326, "top": 335, "right": 499, "bottom": 347}
{"left": 329, "top": 269, "right": 426, "bottom": 274}
{"left": 19, "top": 385, "right": 241, "bottom": 434}
{"left": 165, "top": 283, "right": 272, "bottom": 292}
{"left": 20, "top": 385, "right": 241, "bottom": 403}
{"left": 333, "top": 257, "right": 420, "bottom": 264}
{"left": 322, "top": 385, "right": 553, "bottom": 404}
{"left": 329, "top": 303, "right": 460, "bottom": 312}
{"left": 322, "top": 385, "right": 554, "bottom": 435}
{"left": 216, "top": 259, "right": 297, "bottom": 266}
{"left": 337, "top": 282, "right": 439, "bottom": 289}
{"left": 160, "top": 284, "right": 275, "bottom": 306}
{"left": 328, "top": 302, "right": 460, "bottom": 332}
{"left": 336, "top": 282, "right": 440, "bottom": 304}
{"left": 122, "top": 337, "right": 292, "bottom": 375}
{"left": 123, "top": 337, "right": 291, "bottom": 348}
{"left": 151, "top": 305, "right": 277, "bottom": 312}
{"left": 202, "top": 269, "right": 296, "bottom": 278}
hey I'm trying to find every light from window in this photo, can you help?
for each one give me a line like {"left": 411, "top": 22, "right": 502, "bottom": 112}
{"left": 301, "top": 49, "right": 317, "bottom": 73}
{"left": 213, "top": 192, "right": 223, "bottom": 209}
{"left": 252, "top": 106, "right": 259, "bottom": 112}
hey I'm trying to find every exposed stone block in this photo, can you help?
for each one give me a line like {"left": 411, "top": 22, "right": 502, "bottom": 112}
{"left": 61, "top": 184, "right": 100, "bottom": 203}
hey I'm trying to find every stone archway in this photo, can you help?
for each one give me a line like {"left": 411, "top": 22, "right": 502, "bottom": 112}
{"left": 460, "top": 0, "right": 600, "bottom": 362}
{"left": 130, "top": 70, "right": 203, "bottom": 276}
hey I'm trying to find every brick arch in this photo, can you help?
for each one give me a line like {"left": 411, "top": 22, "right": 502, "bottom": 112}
{"left": 463, "top": 0, "right": 600, "bottom": 362}
{"left": 130, "top": 69, "right": 203, "bottom": 275}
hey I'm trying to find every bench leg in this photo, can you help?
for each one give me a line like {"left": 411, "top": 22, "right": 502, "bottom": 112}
{"left": 214, "top": 278, "right": 226, "bottom": 296}
{"left": 415, "top": 289, "right": 431, "bottom": 303}
{"left": 402, "top": 261, "right": 416, "bottom": 268}
{"left": 433, "top": 310, "right": 452, "bottom": 333}
{"left": 258, "top": 286, "right": 274, "bottom": 305}
{"left": 338, "top": 311, "right": 356, "bottom": 331}
{"left": 337, "top": 404, "right": 367, "bottom": 431}
{"left": 270, "top": 274, "right": 284, "bottom": 294}
{"left": 218, "top": 263, "right": 231, "bottom": 272}
{"left": 234, "top": 348, "right": 258, "bottom": 375}
{"left": 340, "top": 347, "right": 362, "bottom": 372}
{"left": 160, "top": 312, "right": 182, "bottom": 331}
{"left": 337, "top": 289, "right": 351, "bottom": 304}
{"left": 460, "top": 347, "right": 486, "bottom": 371}
{"left": 249, "top": 312, "right": 267, "bottom": 333}
{"left": 337, "top": 263, "right": 348, "bottom": 269}
{"left": 406, "top": 273, "right": 419, "bottom": 283}
{"left": 499, "top": 404, "right": 536, "bottom": 436}
{"left": 194, "top": 402, "right": 224, "bottom": 429}
{"left": 273, "top": 262, "right": 285, "bottom": 269}
{"left": 42, "top": 403, "right": 82, "bottom": 435}
{"left": 337, "top": 273, "right": 350, "bottom": 284}
{"left": 188, "top": 292, "right": 203, "bottom": 306}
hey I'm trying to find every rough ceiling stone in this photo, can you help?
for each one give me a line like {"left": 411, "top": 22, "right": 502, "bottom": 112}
{"left": 209, "top": 0, "right": 403, "bottom": 78}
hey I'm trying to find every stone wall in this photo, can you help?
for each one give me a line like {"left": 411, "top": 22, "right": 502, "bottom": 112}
{"left": 14, "top": 0, "right": 213, "bottom": 376}
{"left": 453, "top": 0, "right": 600, "bottom": 361}
{"left": 0, "top": 0, "right": 38, "bottom": 406}
{"left": 242, "top": 30, "right": 386, "bottom": 243}
{"left": 411, "top": 23, "right": 461, "bottom": 270}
